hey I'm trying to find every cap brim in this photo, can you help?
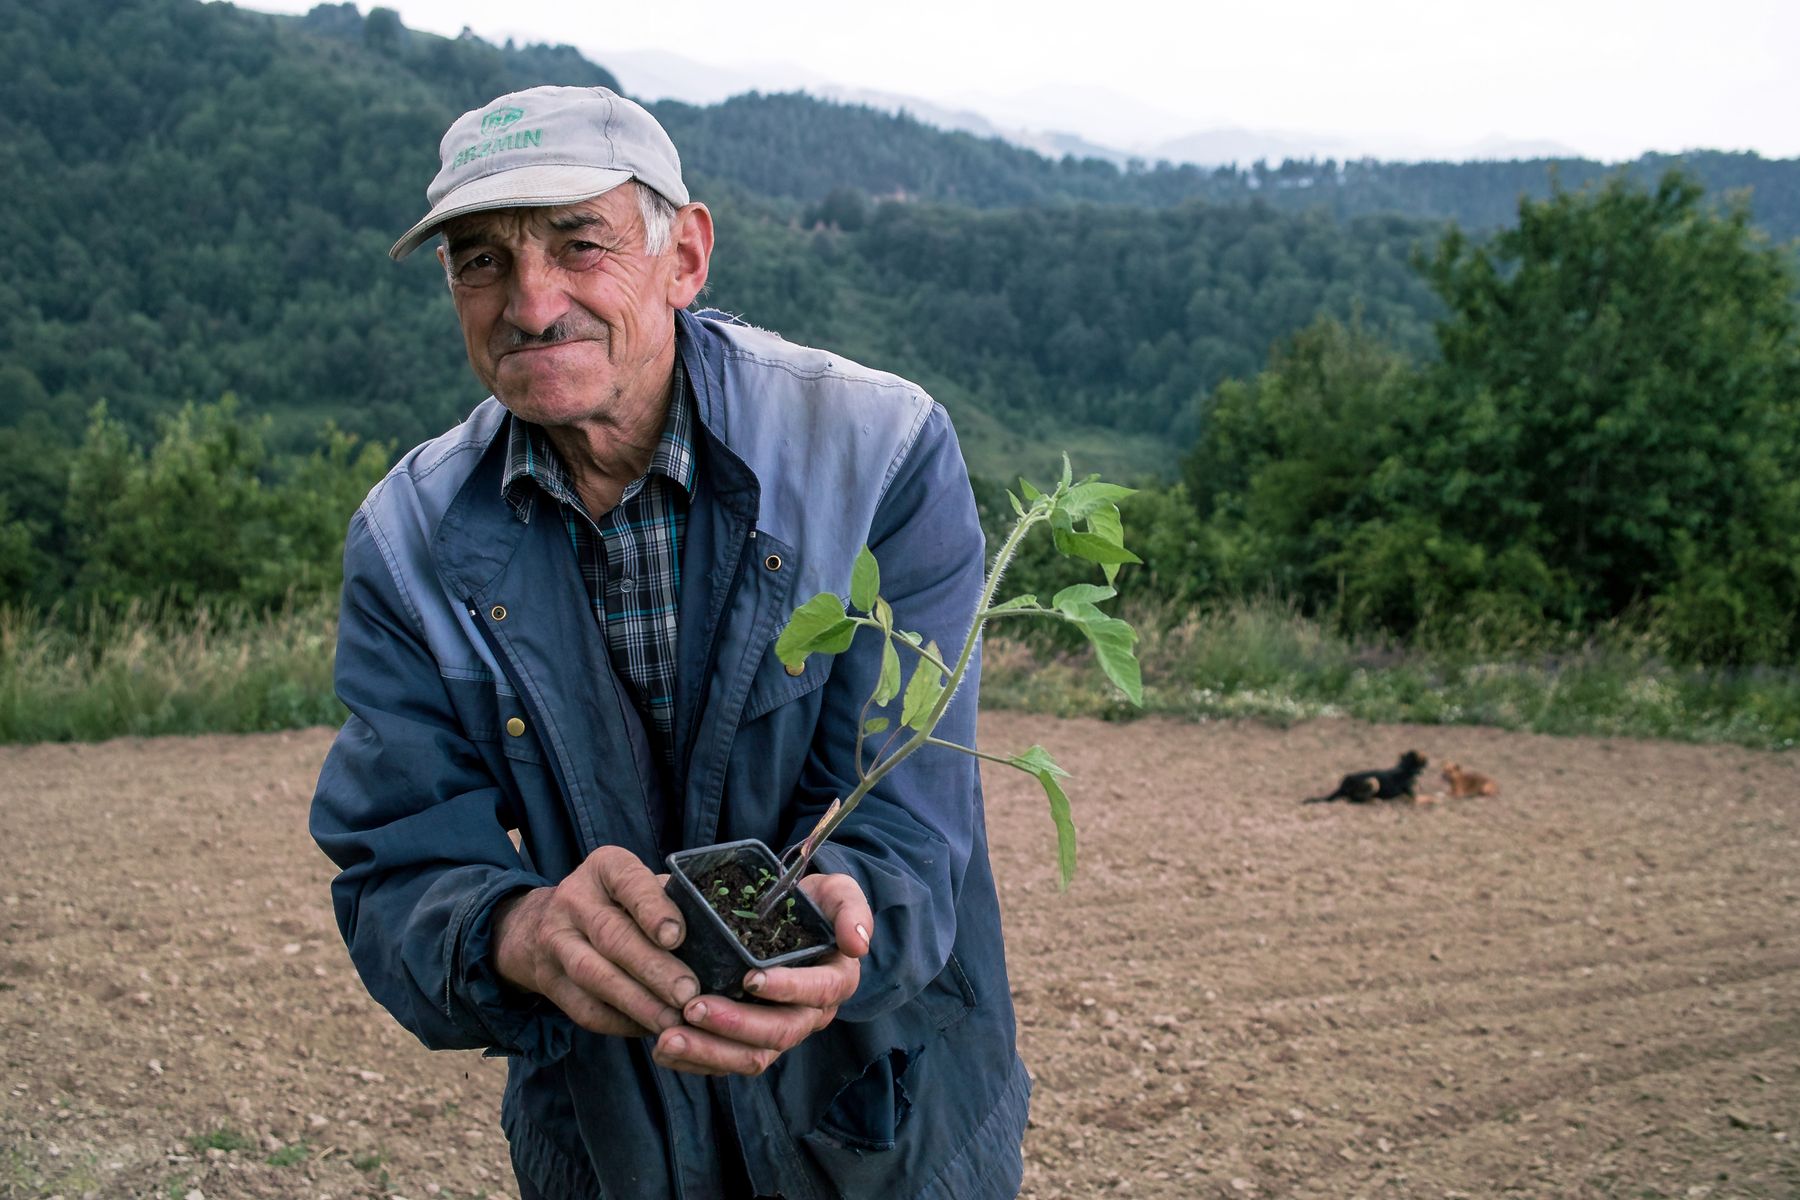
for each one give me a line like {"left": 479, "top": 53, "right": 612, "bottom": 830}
{"left": 389, "top": 164, "right": 635, "bottom": 260}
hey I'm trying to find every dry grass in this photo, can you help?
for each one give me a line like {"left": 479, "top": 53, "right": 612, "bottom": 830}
{"left": 0, "top": 600, "right": 341, "bottom": 742}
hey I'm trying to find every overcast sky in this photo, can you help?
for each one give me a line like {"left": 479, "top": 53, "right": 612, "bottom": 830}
{"left": 248, "top": 0, "right": 1800, "bottom": 161}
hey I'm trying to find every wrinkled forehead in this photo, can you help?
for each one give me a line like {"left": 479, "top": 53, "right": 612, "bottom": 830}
{"left": 439, "top": 191, "right": 640, "bottom": 253}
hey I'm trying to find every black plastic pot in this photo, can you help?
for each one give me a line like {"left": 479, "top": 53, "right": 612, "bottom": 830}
{"left": 664, "top": 838, "right": 838, "bottom": 999}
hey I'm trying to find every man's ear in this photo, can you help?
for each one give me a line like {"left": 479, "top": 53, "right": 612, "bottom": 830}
{"left": 436, "top": 243, "right": 455, "bottom": 291}
{"left": 666, "top": 203, "right": 715, "bottom": 310}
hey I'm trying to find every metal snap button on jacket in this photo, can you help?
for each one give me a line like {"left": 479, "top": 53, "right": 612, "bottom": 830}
{"left": 490, "top": 604, "right": 508, "bottom": 621}
{"left": 505, "top": 717, "right": 526, "bottom": 737}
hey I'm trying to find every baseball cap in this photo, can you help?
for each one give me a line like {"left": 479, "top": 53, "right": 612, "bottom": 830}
{"left": 389, "top": 85, "right": 689, "bottom": 261}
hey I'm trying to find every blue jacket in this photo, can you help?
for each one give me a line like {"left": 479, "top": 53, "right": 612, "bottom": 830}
{"left": 311, "top": 311, "right": 1030, "bottom": 1200}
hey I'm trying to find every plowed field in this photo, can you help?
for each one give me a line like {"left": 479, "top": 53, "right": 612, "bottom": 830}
{"left": 2, "top": 713, "right": 1795, "bottom": 1198}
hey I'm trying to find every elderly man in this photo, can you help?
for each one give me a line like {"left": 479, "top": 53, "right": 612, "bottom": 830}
{"left": 310, "top": 86, "right": 1028, "bottom": 1200}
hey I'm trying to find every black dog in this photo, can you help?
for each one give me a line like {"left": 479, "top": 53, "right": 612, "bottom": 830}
{"left": 1303, "top": 750, "right": 1429, "bottom": 804}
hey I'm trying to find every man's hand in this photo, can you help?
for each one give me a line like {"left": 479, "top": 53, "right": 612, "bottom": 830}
{"left": 652, "top": 872, "right": 873, "bottom": 1076}
{"left": 492, "top": 845, "right": 698, "bottom": 1037}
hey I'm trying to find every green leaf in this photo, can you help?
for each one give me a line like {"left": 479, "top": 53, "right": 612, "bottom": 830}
{"left": 1019, "top": 477, "right": 1043, "bottom": 503}
{"left": 1086, "top": 504, "right": 1129, "bottom": 585}
{"left": 1059, "top": 453, "right": 1073, "bottom": 490}
{"left": 1007, "top": 489, "right": 1025, "bottom": 516}
{"left": 986, "top": 594, "right": 1040, "bottom": 613}
{"left": 850, "top": 546, "right": 879, "bottom": 612}
{"left": 775, "top": 593, "right": 856, "bottom": 667}
{"left": 1009, "top": 743, "right": 1069, "bottom": 778}
{"left": 874, "top": 596, "right": 893, "bottom": 633}
{"left": 1007, "top": 746, "right": 1076, "bottom": 884}
{"left": 1039, "top": 768, "right": 1077, "bottom": 890}
{"left": 1076, "top": 613, "right": 1144, "bottom": 705}
{"left": 1061, "top": 480, "right": 1136, "bottom": 520}
{"left": 897, "top": 629, "right": 923, "bottom": 646}
{"left": 874, "top": 638, "right": 901, "bottom": 706}
{"left": 1051, "top": 516, "right": 1142, "bottom": 567}
{"left": 863, "top": 716, "right": 889, "bottom": 735}
{"left": 1085, "top": 502, "right": 1128, "bottom": 549}
{"left": 1051, "top": 584, "right": 1116, "bottom": 613}
{"left": 900, "top": 652, "right": 945, "bottom": 730}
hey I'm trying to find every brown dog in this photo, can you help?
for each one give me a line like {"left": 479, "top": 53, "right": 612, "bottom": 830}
{"left": 1441, "top": 761, "right": 1499, "bottom": 798}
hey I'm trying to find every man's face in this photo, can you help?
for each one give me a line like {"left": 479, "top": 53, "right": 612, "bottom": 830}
{"left": 437, "top": 188, "right": 697, "bottom": 427}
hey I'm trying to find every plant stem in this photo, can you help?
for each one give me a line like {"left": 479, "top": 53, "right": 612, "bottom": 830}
{"left": 923, "top": 735, "right": 1014, "bottom": 767}
{"left": 979, "top": 605, "right": 1058, "bottom": 621}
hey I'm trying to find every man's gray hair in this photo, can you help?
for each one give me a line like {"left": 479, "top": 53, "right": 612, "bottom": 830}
{"left": 635, "top": 181, "right": 677, "bottom": 255}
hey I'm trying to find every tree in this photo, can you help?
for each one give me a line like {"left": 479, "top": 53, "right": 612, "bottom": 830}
{"left": 1425, "top": 172, "right": 1800, "bottom": 657}
{"left": 62, "top": 397, "right": 390, "bottom": 613}
{"left": 1182, "top": 316, "right": 1447, "bottom": 614}
{"left": 1181, "top": 172, "right": 1800, "bottom": 660}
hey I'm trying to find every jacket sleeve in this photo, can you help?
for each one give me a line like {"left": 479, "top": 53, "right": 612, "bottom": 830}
{"left": 309, "top": 506, "right": 575, "bottom": 1064}
{"left": 794, "top": 400, "right": 988, "bottom": 1022}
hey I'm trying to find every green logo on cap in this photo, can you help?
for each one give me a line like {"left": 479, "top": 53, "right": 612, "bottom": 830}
{"left": 480, "top": 107, "right": 525, "bottom": 136}
{"left": 451, "top": 107, "right": 544, "bottom": 169}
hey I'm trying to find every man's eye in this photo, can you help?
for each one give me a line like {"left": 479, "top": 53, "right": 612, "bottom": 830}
{"left": 454, "top": 254, "right": 502, "bottom": 286}
{"left": 561, "top": 241, "right": 607, "bottom": 266}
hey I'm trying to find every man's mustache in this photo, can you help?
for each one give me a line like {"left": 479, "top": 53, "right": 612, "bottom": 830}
{"left": 495, "top": 316, "right": 607, "bottom": 352}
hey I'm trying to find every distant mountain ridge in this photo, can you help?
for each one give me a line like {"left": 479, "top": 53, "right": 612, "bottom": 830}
{"left": 602, "top": 47, "right": 1585, "bottom": 168}
{"left": 648, "top": 89, "right": 1800, "bottom": 242}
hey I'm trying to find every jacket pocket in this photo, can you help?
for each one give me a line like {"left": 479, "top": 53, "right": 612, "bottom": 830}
{"left": 739, "top": 633, "right": 829, "bottom": 725}
{"left": 794, "top": 953, "right": 978, "bottom": 1164}
{"left": 443, "top": 672, "right": 545, "bottom": 767}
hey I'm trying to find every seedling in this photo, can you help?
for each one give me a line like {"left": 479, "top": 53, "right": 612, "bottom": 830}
{"left": 754, "top": 459, "right": 1143, "bottom": 919}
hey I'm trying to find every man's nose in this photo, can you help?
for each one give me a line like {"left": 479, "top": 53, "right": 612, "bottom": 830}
{"left": 501, "top": 252, "right": 570, "bottom": 336}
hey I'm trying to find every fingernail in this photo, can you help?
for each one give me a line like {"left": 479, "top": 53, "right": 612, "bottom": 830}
{"left": 672, "top": 977, "right": 698, "bottom": 1006}
{"left": 666, "top": 1033, "right": 687, "bottom": 1055}
{"left": 855, "top": 923, "right": 870, "bottom": 946}
{"left": 657, "top": 920, "right": 682, "bottom": 949}
{"left": 686, "top": 1000, "right": 708, "bottom": 1023}
{"left": 745, "top": 971, "right": 766, "bottom": 994}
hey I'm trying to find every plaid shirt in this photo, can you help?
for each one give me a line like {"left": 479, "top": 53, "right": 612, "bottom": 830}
{"left": 501, "top": 360, "right": 697, "bottom": 771}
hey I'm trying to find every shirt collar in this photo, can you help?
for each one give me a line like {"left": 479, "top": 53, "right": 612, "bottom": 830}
{"left": 501, "top": 352, "right": 697, "bottom": 522}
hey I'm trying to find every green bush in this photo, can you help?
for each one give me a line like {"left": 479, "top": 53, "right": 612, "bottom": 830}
{"left": 60, "top": 397, "right": 390, "bottom": 614}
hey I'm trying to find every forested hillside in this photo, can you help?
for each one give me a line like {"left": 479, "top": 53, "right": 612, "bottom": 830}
{"left": 0, "top": 0, "right": 1444, "bottom": 476}
{"left": 3, "top": 0, "right": 1797, "bottom": 673}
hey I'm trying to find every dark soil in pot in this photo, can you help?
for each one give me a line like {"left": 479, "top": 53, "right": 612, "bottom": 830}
{"left": 698, "top": 857, "right": 825, "bottom": 958}
{"left": 665, "top": 839, "right": 837, "bottom": 998}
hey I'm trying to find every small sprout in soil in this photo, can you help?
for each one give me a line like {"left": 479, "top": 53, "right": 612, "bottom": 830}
{"left": 760, "top": 457, "right": 1143, "bottom": 918}
{"left": 698, "top": 858, "right": 813, "bottom": 958}
{"left": 266, "top": 1141, "right": 310, "bottom": 1167}
{"left": 707, "top": 870, "right": 801, "bottom": 931}
{"left": 187, "top": 1126, "right": 254, "bottom": 1154}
